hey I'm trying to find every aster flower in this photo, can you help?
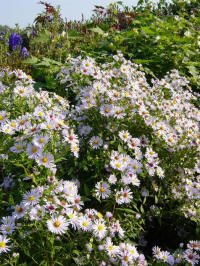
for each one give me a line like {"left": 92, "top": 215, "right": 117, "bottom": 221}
{"left": 104, "top": 237, "right": 119, "bottom": 256}
{"left": 95, "top": 182, "right": 110, "bottom": 199}
{"left": 79, "top": 215, "right": 92, "bottom": 231}
{"left": 23, "top": 189, "right": 41, "bottom": 206}
{"left": 92, "top": 220, "right": 107, "bottom": 240}
{"left": 89, "top": 136, "right": 103, "bottom": 149}
{"left": 32, "top": 134, "right": 49, "bottom": 147}
{"left": 115, "top": 187, "right": 133, "bottom": 204}
{"left": 47, "top": 215, "right": 69, "bottom": 235}
{"left": 36, "top": 153, "right": 54, "bottom": 169}
{"left": 0, "top": 235, "right": 10, "bottom": 254}
{"left": 0, "top": 222, "right": 15, "bottom": 235}
{"left": 183, "top": 249, "right": 200, "bottom": 265}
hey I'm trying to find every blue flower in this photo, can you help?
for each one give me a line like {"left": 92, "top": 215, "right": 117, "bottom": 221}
{"left": 21, "top": 47, "right": 28, "bottom": 58}
{"left": 9, "top": 33, "right": 22, "bottom": 51}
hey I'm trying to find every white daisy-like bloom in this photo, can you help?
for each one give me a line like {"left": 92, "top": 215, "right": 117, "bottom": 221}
{"left": 118, "top": 130, "right": 131, "bottom": 142}
{"left": 121, "top": 175, "right": 132, "bottom": 185}
{"left": 113, "top": 106, "right": 125, "bottom": 119}
{"left": 36, "top": 153, "right": 54, "bottom": 168}
{"left": 127, "top": 137, "right": 141, "bottom": 149}
{"left": 14, "top": 69, "right": 27, "bottom": 79}
{"left": 95, "top": 182, "right": 111, "bottom": 199}
{"left": 1, "top": 123, "right": 15, "bottom": 135}
{"left": 134, "top": 147, "right": 143, "bottom": 160}
{"left": 32, "top": 134, "right": 49, "bottom": 147}
{"left": 92, "top": 220, "right": 107, "bottom": 240}
{"left": 13, "top": 204, "right": 27, "bottom": 219}
{"left": 110, "top": 159, "right": 126, "bottom": 172}
{"left": 66, "top": 210, "right": 79, "bottom": 230}
{"left": 115, "top": 187, "right": 133, "bottom": 204}
{"left": 156, "top": 167, "right": 165, "bottom": 179}
{"left": 89, "top": 136, "right": 103, "bottom": 149}
{"left": 22, "top": 189, "right": 41, "bottom": 206}
{"left": 110, "top": 220, "right": 124, "bottom": 239}
{"left": 64, "top": 130, "right": 79, "bottom": 145}
{"left": 78, "top": 125, "right": 92, "bottom": 136}
{"left": 79, "top": 215, "right": 92, "bottom": 232}
{"left": 104, "top": 237, "right": 119, "bottom": 256}
{"left": 29, "top": 205, "right": 45, "bottom": 221}
{"left": 0, "top": 235, "right": 10, "bottom": 254}
{"left": 125, "top": 243, "right": 139, "bottom": 259}
{"left": 26, "top": 144, "right": 43, "bottom": 160}
{"left": 70, "top": 144, "right": 79, "bottom": 158}
{"left": 129, "top": 160, "right": 142, "bottom": 174}
{"left": 100, "top": 104, "right": 113, "bottom": 117}
{"left": 0, "top": 111, "right": 8, "bottom": 124}
{"left": 108, "top": 174, "right": 117, "bottom": 184}
{"left": 1, "top": 216, "right": 15, "bottom": 224}
{"left": 10, "top": 141, "right": 25, "bottom": 154}
{"left": 152, "top": 246, "right": 162, "bottom": 259}
{"left": 187, "top": 240, "right": 200, "bottom": 251}
{"left": 0, "top": 222, "right": 15, "bottom": 235}
{"left": 130, "top": 174, "right": 140, "bottom": 187}
{"left": 47, "top": 215, "right": 69, "bottom": 235}
{"left": 14, "top": 86, "right": 32, "bottom": 97}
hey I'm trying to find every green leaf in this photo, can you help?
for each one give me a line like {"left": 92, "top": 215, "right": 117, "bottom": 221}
{"left": 89, "top": 27, "right": 104, "bottom": 35}
{"left": 31, "top": 29, "right": 51, "bottom": 44}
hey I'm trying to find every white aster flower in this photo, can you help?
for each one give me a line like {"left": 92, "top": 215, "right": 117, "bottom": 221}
{"left": 47, "top": 215, "right": 69, "bottom": 235}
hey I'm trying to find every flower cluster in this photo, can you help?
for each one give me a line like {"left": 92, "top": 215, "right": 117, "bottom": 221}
{"left": 9, "top": 33, "right": 23, "bottom": 51}
{"left": 153, "top": 241, "right": 200, "bottom": 265}
{"left": 0, "top": 177, "right": 146, "bottom": 265}
{"left": 1, "top": 52, "right": 200, "bottom": 264}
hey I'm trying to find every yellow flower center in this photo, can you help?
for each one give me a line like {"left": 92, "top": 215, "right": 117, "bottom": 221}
{"left": 0, "top": 115, "right": 4, "bottom": 120}
{"left": 16, "top": 145, "right": 21, "bottom": 150}
{"left": 39, "top": 138, "right": 44, "bottom": 143}
{"left": 32, "top": 147, "right": 37, "bottom": 153}
{"left": 42, "top": 157, "right": 48, "bottom": 163}
{"left": 54, "top": 221, "right": 60, "bottom": 227}
{"left": 0, "top": 242, "right": 6, "bottom": 248}
{"left": 98, "top": 225, "right": 103, "bottom": 231}
{"left": 5, "top": 227, "right": 10, "bottom": 232}
{"left": 116, "top": 163, "right": 121, "bottom": 168}
{"left": 20, "top": 89, "right": 24, "bottom": 94}
{"left": 11, "top": 123, "right": 16, "bottom": 127}
{"left": 100, "top": 187, "right": 105, "bottom": 193}
{"left": 124, "top": 256, "right": 129, "bottom": 262}
{"left": 83, "top": 222, "right": 88, "bottom": 227}
{"left": 29, "top": 195, "right": 35, "bottom": 201}
{"left": 93, "top": 140, "right": 99, "bottom": 145}
{"left": 109, "top": 246, "right": 114, "bottom": 250}
{"left": 73, "top": 146, "right": 78, "bottom": 152}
